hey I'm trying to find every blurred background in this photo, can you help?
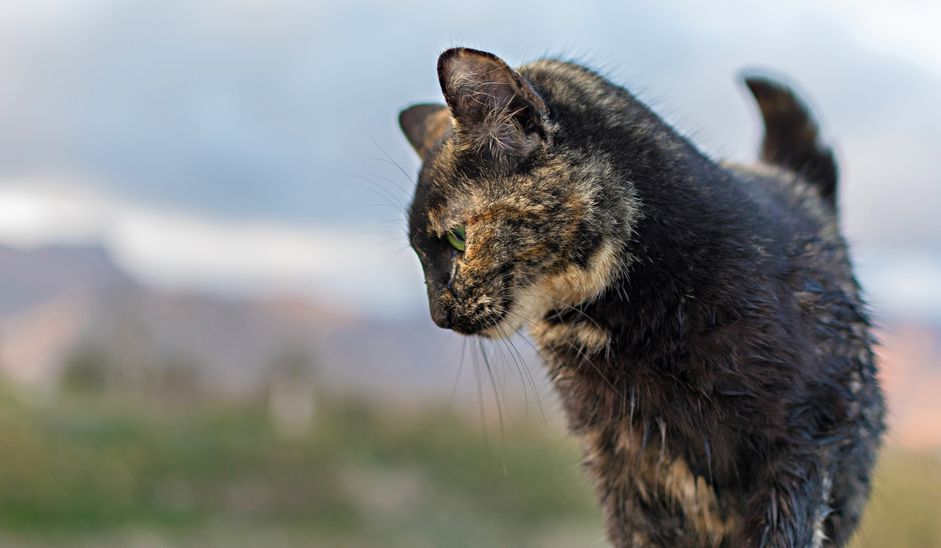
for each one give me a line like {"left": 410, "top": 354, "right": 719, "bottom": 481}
{"left": 1, "top": 1, "right": 939, "bottom": 546}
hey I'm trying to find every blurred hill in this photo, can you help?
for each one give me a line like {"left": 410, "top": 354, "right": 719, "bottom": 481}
{"left": 877, "top": 325, "right": 941, "bottom": 449}
{"left": 1, "top": 243, "right": 939, "bottom": 447}
{"left": 0, "top": 244, "right": 541, "bottom": 411}
{"left": 0, "top": 244, "right": 135, "bottom": 316}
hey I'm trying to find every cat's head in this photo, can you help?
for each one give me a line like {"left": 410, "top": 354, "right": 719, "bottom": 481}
{"left": 400, "top": 48, "right": 635, "bottom": 338}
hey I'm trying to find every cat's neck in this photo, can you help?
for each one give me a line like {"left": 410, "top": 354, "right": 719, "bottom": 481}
{"left": 535, "top": 133, "right": 766, "bottom": 370}
{"left": 531, "top": 71, "right": 775, "bottom": 368}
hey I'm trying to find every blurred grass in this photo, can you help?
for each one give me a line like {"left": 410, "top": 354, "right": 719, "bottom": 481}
{"left": 851, "top": 447, "right": 941, "bottom": 548}
{"left": 0, "top": 388, "right": 600, "bottom": 547}
{"left": 0, "top": 387, "right": 937, "bottom": 547}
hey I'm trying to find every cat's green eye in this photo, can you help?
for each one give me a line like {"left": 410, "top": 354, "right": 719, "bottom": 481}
{"left": 446, "top": 225, "right": 466, "bottom": 252}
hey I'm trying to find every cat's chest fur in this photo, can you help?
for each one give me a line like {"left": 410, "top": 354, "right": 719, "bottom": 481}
{"left": 532, "top": 315, "right": 745, "bottom": 542}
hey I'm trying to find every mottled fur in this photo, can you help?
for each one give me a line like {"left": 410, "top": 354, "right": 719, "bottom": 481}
{"left": 400, "top": 48, "right": 884, "bottom": 547}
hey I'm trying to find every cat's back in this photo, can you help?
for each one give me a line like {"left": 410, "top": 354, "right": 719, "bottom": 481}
{"left": 724, "top": 162, "right": 864, "bottom": 333}
{"left": 724, "top": 159, "right": 882, "bottom": 438}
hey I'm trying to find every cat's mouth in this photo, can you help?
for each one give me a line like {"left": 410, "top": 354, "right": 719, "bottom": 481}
{"left": 450, "top": 302, "right": 516, "bottom": 338}
{"left": 438, "top": 277, "right": 554, "bottom": 339}
{"left": 478, "top": 287, "right": 552, "bottom": 340}
{"left": 478, "top": 315, "right": 521, "bottom": 339}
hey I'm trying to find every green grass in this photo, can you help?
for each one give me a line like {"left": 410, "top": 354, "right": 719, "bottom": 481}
{"left": 0, "top": 389, "right": 936, "bottom": 547}
{"left": 0, "top": 391, "right": 600, "bottom": 546}
{"left": 851, "top": 449, "right": 941, "bottom": 548}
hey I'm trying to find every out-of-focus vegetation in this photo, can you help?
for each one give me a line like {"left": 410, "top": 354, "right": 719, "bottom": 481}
{"left": 851, "top": 448, "right": 941, "bottom": 548}
{"left": 0, "top": 363, "right": 937, "bottom": 547}
{"left": 0, "top": 381, "right": 600, "bottom": 547}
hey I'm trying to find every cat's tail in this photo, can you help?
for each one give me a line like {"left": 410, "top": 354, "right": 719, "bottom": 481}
{"left": 743, "top": 75, "right": 838, "bottom": 208}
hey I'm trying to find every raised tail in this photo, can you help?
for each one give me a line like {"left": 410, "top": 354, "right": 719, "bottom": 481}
{"left": 744, "top": 75, "right": 838, "bottom": 208}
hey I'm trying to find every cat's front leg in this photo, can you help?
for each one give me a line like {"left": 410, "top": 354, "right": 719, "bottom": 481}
{"left": 601, "top": 486, "right": 687, "bottom": 548}
{"left": 743, "top": 453, "right": 829, "bottom": 548}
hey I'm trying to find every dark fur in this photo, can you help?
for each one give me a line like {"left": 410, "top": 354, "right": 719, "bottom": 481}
{"left": 400, "top": 48, "right": 884, "bottom": 547}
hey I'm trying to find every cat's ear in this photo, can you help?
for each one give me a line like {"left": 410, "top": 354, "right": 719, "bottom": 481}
{"left": 437, "top": 48, "right": 549, "bottom": 159}
{"left": 399, "top": 103, "right": 451, "bottom": 158}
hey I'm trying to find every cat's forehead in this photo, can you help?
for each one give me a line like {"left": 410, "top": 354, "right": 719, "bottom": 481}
{"left": 415, "top": 149, "right": 596, "bottom": 237}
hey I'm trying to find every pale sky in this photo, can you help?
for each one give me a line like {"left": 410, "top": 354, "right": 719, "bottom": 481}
{"left": 0, "top": 0, "right": 939, "bottom": 321}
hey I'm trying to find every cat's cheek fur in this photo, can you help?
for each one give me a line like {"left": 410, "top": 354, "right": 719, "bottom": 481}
{"left": 479, "top": 287, "right": 550, "bottom": 339}
{"left": 480, "top": 241, "right": 624, "bottom": 341}
{"left": 541, "top": 240, "right": 625, "bottom": 305}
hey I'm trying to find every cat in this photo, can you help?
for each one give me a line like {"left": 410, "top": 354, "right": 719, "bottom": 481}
{"left": 399, "top": 47, "right": 884, "bottom": 547}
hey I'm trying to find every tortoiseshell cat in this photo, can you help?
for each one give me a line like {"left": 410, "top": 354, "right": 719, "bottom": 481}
{"left": 399, "top": 48, "right": 884, "bottom": 547}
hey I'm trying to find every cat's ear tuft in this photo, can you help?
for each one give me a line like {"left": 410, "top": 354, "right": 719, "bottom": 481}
{"left": 399, "top": 103, "right": 451, "bottom": 158}
{"left": 437, "top": 47, "right": 549, "bottom": 159}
